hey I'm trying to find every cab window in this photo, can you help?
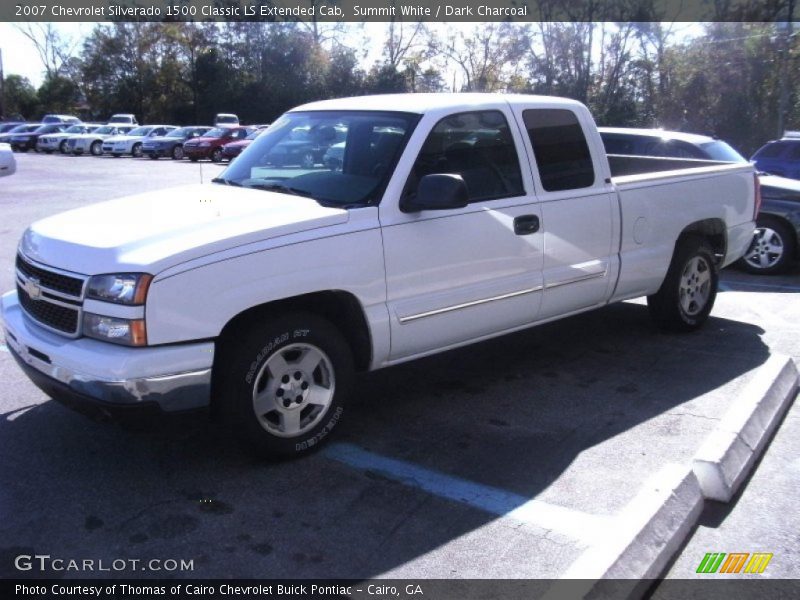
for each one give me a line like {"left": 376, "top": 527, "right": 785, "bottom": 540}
{"left": 406, "top": 110, "right": 524, "bottom": 203}
{"left": 523, "top": 109, "right": 595, "bottom": 191}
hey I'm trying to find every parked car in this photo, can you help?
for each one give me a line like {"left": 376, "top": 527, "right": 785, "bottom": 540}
{"left": 2, "top": 94, "right": 758, "bottom": 457}
{"left": 108, "top": 113, "right": 138, "bottom": 126}
{"left": 0, "top": 143, "right": 15, "bottom": 177}
{"left": 0, "top": 121, "right": 25, "bottom": 134}
{"left": 264, "top": 124, "right": 345, "bottom": 168}
{"left": 214, "top": 113, "right": 239, "bottom": 127}
{"left": 220, "top": 128, "right": 266, "bottom": 160}
{"left": 141, "top": 126, "right": 212, "bottom": 160}
{"left": 68, "top": 125, "right": 135, "bottom": 156}
{"left": 751, "top": 133, "right": 800, "bottom": 180}
{"left": 37, "top": 124, "right": 103, "bottom": 154}
{"left": 10, "top": 123, "right": 70, "bottom": 152}
{"left": 182, "top": 126, "right": 254, "bottom": 162}
{"left": 102, "top": 125, "right": 178, "bottom": 157}
{"left": 0, "top": 123, "right": 39, "bottom": 144}
{"left": 41, "top": 114, "right": 81, "bottom": 125}
{"left": 599, "top": 127, "right": 798, "bottom": 274}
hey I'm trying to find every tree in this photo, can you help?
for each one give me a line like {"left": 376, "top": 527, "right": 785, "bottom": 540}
{"left": 3, "top": 75, "right": 38, "bottom": 119}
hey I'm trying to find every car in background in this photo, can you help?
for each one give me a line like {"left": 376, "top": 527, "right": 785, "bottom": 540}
{"left": 264, "top": 124, "right": 345, "bottom": 168}
{"left": 599, "top": 127, "right": 799, "bottom": 274}
{"left": 41, "top": 114, "right": 81, "bottom": 125}
{"left": 141, "top": 126, "right": 212, "bottom": 160}
{"left": 9, "top": 123, "right": 70, "bottom": 152}
{"left": 68, "top": 124, "right": 135, "bottom": 156}
{"left": 751, "top": 133, "right": 800, "bottom": 180}
{"left": 220, "top": 127, "right": 267, "bottom": 160}
{"left": 102, "top": 125, "right": 178, "bottom": 157}
{"left": 0, "top": 121, "right": 25, "bottom": 134}
{"left": 108, "top": 113, "right": 138, "bottom": 126}
{"left": 182, "top": 126, "right": 253, "bottom": 162}
{"left": 37, "top": 123, "right": 103, "bottom": 154}
{"left": 0, "top": 123, "right": 39, "bottom": 144}
{"left": 214, "top": 113, "right": 239, "bottom": 127}
{"left": 0, "top": 143, "right": 16, "bottom": 177}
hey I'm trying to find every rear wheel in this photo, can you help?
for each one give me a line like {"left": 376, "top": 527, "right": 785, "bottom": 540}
{"left": 738, "top": 216, "right": 795, "bottom": 275}
{"left": 216, "top": 311, "right": 353, "bottom": 458}
{"left": 172, "top": 145, "right": 184, "bottom": 160}
{"left": 59, "top": 140, "right": 69, "bottom": 154}
{"left": 90, "top": 141, "right": 102, "bottom": 156}
{"left": 301, "top": 151, "right": 315, "bottom": 169}
{"left": 648, "top": 235, "right": 718, "bottom": 332}
{"left": 211, "top": 147, "right": 222, "bottom": 162}
{"left": 131, "top": 143, "right": 143, "bottom": 158}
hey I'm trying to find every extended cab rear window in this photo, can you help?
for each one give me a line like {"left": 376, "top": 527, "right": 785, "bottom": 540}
{"left": 523, "top": 109, "right": 595, "bottom": 192}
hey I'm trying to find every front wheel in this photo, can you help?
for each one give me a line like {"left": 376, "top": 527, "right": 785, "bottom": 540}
{"left": 172, "top": 145, "right": 184, "bottom": 160}
{"left": 738, "top": 216, "right": 794, "bottom": 275}
{"left": 210, "top": 148, "right": 222, "bottom": 162}
{"left": 216, "top": 312, "right": 354, "bottom": 458}
{"left": 90, "top": 141, "right": 102, "bottom": 156}
{"left": 131, "top": 143, "right": 143, "bottom": 158}
{"left": 59, "top": 140, "right": 69, "bottom": 154}
{"left": 648, "top": 236, "right": 718, "bottom": 332}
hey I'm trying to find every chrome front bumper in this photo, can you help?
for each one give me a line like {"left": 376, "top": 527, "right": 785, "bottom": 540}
{"left": 2, "top": 291, "right": 214, "bottom": 413}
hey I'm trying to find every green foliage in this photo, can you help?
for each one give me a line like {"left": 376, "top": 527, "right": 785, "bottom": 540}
{"left": 3, "top": 75, "right": 39, "bottom": 120}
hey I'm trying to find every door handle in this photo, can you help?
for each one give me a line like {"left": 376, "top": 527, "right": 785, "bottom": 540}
{"left": 513, "top": 214, "right": 540, "bottom": 235}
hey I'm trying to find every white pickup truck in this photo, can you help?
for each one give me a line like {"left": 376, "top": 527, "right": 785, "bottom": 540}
{"left": 2, "top": 94, "right": 759, "bottom": 457}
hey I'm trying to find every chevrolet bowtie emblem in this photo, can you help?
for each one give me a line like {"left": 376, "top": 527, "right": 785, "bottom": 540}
{"left": 24, "top": 276, "right": 42, "bottom": 300}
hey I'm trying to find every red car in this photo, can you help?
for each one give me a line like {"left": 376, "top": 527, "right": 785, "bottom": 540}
{"left": 182, "top": 126, "right": 254, "bottom": 162}
{"left": 221, "top": 128, "right": 267, "bottom": 160}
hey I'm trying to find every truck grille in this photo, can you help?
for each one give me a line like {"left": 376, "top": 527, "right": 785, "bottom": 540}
{"left": 17, "top": 283, "right": 79, "bottom": 333}
{"left": 16, "top": 254, "right": 84, "bottom": 296}
{"left": 15, "top": 253, "right": 86, "bottom": 337}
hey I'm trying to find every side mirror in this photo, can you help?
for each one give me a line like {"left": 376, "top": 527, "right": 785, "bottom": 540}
{"left": 401, "top": 174, "right": 469, "bottom": 213}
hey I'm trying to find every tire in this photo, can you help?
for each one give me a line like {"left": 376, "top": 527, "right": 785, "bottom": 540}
{"left": 738, "top": 216, "right": 795, "bottom": 275}
{"left": 216, "top": 311, "right": 354, "bottom": 458}
{"left": 90, "top": 140, "right": 102, "bottom": 156}
{"left": 131, "top": 143, "right": 143, "bottom": 158}
{"left": 59, "top": 140, "right": 69, "bottom": 154}
{"left": 211, "top": 148, "right": 222, "bottom": 162}
{"left": 172, "top": 145, "right": 184, "bottom": 160}
{"left": 648, "top": 235, "right": 718, "bottom": 332}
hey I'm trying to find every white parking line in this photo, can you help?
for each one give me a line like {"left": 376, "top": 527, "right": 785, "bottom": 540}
{"left": 324, "top": 442, "right": 612, "bottom": 545}
{"left": 0, "top": 344, "right": 8, "bottom": 353}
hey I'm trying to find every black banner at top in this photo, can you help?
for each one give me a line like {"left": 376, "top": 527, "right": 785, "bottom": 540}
{"left": 1, "top": 0, "right": 798, "bottom": 23}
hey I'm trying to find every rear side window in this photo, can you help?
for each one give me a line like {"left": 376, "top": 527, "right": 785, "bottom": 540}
{"left": 601, "top": 134, "right": 637, "bottom": 155}
{"left": 524, "top": 109, "right": 595, "bottom": 191}
{"left": 754, "top": 142, "right": 789, "bottom": 159}
{"left": 407, "top": 110, "right": 524, "bottom": 202}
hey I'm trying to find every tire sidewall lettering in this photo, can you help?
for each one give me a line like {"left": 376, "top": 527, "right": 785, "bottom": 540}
{"left": 295, "top": 405, "right": 343, "bottom": 452}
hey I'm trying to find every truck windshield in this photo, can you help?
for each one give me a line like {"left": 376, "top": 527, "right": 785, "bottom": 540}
{"left": 216, "top": 111, "right": 419, "bottom": 207}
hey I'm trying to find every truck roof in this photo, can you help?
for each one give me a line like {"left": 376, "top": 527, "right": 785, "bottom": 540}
{"left": 292, "top": 93, "right": 585, "bottom": 114}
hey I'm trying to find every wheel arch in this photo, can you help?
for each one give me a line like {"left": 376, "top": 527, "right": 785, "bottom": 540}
{"left": 216, "top": 290, "right": 373, "bottom": 373}
{"left": 677, "top": 218, "right": 727, "bottom": 266}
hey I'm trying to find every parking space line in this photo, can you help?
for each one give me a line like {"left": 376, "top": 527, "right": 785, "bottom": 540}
{"left": 324, "top": 442, "right": 611, "bottom": 544}
{"left": 720, "top": 279, "right": 800, "bottom": 293}
{"left": 0, "top": 344, "right": 8, "bottom": 353}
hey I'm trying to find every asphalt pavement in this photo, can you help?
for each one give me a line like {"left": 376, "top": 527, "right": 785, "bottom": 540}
{"left": 0, "top": 152, "right": 797, "bottom": 590}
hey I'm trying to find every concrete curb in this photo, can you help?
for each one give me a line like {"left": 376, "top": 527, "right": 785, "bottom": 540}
{"left": 693, "top": 354, "right": 799, "bottom": 502}
{"left": 543, "top": 464, "right": 704, "bottom": 600}
{"left": 544, "top": 355, "right": 798, "bottom": 599}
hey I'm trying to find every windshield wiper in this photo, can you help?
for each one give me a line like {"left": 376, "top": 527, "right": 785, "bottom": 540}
{"left": 246, "top": 182, "right": 314, "bottom": 198}
{"left": 211, "top": 177, "right": 242, "bottom": 187}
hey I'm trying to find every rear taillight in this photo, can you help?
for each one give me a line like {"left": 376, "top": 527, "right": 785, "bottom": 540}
{"left": 753, "top": 173, "right": 762, "bottom": 219}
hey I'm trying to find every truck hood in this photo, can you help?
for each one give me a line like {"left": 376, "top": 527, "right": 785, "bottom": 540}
{"left": 20, "top": 184, "right": 349, "bottom": 276}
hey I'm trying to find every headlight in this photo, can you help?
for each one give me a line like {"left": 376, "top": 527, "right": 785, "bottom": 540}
{"left": 83, "top": 313, "right": 147, "bottom": 346}
{"left": 86, "top": 273, "right": 152, "bottom": 305}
